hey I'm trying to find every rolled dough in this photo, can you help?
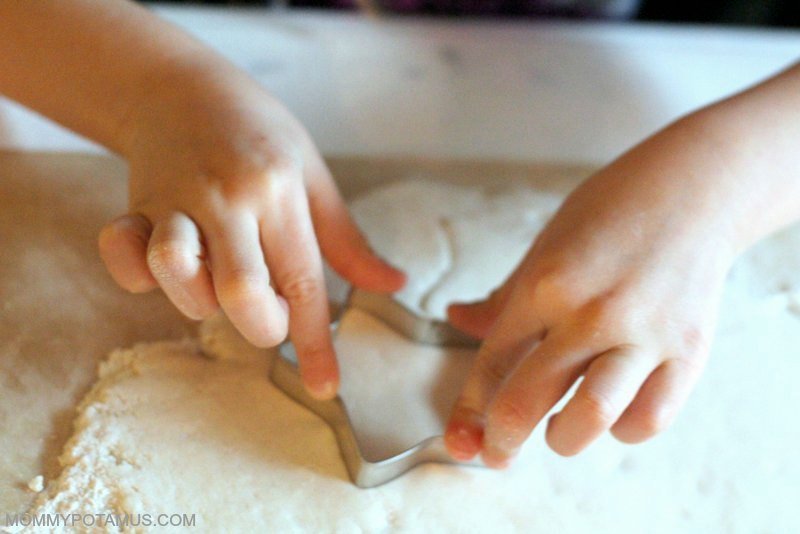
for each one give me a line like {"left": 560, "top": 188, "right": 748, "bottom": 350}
{"left": 350, "top": 180, "right": 561, "bottom": 318}
{"left": 14, "top": 178, "right": 800, "bottom": 534}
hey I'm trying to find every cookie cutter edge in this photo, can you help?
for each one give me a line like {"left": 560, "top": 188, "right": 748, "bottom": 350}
{"left": 269, "top": 288, "right": 482, "bottom": 488}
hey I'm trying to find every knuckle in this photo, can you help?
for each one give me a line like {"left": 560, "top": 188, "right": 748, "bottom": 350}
{"left": 574, "top": 388, "right": 617, "bottom": 428}
{"left": 147, "top": 242, "right": 195, "bottom": 280}
{"left": 263, "top": 150, "right": 300, "bottom": 179}
{"left": 209, "top": 148, "right": 301, "bottom": 203}
{"left": 476, "top": 352, "right": 511, "bottom": 386}
{"left": 281, "top": 274, "right": 321, "bottom": 306}
{"left": 579, "top": 295, "right": 638, "bottom": 343}
{"left": 529, "top": 265, "right": 560, "bottom": 291}
{"left": 528, "top": 265, "right": 584, "bottom": 312}
{"left": 490, "top": 397, "right": 530, "bottom": 433}
{"left": 591, "top": 295, "right": 625, "bottom": 325}
{"left": 679, "top": 326, "right": 710, "bottom": 359}
{"left": 666, "top": 355, "right": 705, "bottom": 380}
{"left": 216, "top": 270, "right": 267, "bottom": 305}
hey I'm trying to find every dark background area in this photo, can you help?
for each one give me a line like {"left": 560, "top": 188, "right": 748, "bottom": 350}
{"left": 148, "top": 0, "right": 800, "bottom": 27}
{"left": 638, "top": 0, "right": 800, "bottom": 27}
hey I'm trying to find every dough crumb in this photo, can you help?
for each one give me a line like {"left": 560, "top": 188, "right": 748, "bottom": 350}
{"left": 26, "top": 475, "right": 44, "bottom": 493}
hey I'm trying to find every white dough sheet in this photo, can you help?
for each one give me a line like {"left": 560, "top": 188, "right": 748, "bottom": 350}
{"left": 349, "top": 180, "right": 561, "bottom": 318}
{"left": 17, "top": 179, "right": 800, "bottom": 534}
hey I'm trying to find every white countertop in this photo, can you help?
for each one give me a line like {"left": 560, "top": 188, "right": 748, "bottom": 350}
{"left": 1, "top": 6, "right": 798, "bottom": 163}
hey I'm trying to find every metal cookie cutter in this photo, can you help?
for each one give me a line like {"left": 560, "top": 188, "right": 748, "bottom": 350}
{"left": 269, "top": 288, "right": 482, "bottom": 488}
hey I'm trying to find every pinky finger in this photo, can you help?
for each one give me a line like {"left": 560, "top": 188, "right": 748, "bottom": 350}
{"left": 610, "top": 357, "right": 705, "bottom": 444}
{"left": 98, "top": 214, "right": 158, "bottom": 293}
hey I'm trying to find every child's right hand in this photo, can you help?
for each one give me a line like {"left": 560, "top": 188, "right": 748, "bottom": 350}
{"left": 98, "top": 59, "right": 405, "bottom": 399}
{"left": 442, "top": 57, "right": 800, "bottom": 463}
{"left": 443, "top": 116, "right": 737, "bottom": 465}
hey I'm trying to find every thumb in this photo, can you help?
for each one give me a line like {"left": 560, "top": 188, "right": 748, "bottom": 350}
{"left": 447, "top": 253, "right": 533, "bottom": 338}
{"left": 447, "top": 285, "right": 512, "bottom": 340}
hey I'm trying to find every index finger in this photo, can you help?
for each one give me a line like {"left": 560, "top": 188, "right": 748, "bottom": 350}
{"left": 444, "top": 285, "right": 547, "bottom": 461}
{"left": 261, "top": 176, "right": 338, "bottom": 400}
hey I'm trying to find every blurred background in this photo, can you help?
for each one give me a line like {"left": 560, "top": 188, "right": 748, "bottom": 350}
{"left": 144, "top": 0, "right": 800, "bottom": 27}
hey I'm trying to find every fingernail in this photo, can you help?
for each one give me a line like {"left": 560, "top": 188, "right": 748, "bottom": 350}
{"left": 308, "top": 380, "right": 337, "bottom": 401}
{"left": 444, "top": 417, "right": 484, "bottom": 461}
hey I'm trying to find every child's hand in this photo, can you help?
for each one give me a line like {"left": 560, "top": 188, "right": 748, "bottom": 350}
{"left": 441, "top": 63, "right": 800, "bottom": 467}
{"left": 443, "top": 117, "right": 741, "bottom": 466}
{"left": 98, "top": 61, "right": 405, "bottom": 399}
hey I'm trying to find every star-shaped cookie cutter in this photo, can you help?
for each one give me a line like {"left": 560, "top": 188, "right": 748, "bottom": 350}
{"left": 269, "top": 288, "right": 483, "bottom": 488}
